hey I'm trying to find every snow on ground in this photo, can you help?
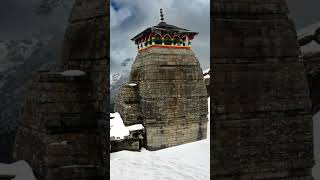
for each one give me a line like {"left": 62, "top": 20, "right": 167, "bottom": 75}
{"left": 0, "top": 160, "right": 37, "bottom": 180}
{"left": 203, "top": 68, "right": 210, "bottom": 74}
{"left": 110, "top": 98, "right": 210, "bottom": 180}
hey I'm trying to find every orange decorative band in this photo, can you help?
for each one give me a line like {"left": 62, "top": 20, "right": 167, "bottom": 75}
{"left": 138, "top": 44, "right": 191, "bottom": 52}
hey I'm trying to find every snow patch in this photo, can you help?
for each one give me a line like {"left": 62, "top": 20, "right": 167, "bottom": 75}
{"left": 0, "top": 160, "right": 37, "bottom": 180}
{"left": 49, "top": 141, "right": 68, "bottom": 146}
{"left": 203, "top": 68, "right": 210, "bottom": 74}
{"left": 127, "top": 124, "right": 144, "bottom": 131}
{"left": 110, "top": 112, "right": 144, "bottom": 140}
{"left": 60, "top": 70, "right": 86, "bottom": 77}
{"left": 110, "top": 112, "right": 129, "bottom": 140}
{"left": 204, "top": 74, "right": 210, "bottom": 79}
{"left": 128, "top": 83, "right": 137, "bottom": 87}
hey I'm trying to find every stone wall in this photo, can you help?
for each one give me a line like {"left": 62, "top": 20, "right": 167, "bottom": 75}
{"left": 111, "top": 139, "right": 140, "bottom": 152}
{"left": 117, "top": 47, "right": 208, "bottom": 150}
{"left": 114, "top": 84, "right": 142, "bottom": 126}
{"left": 14, "top": 71, "right": 104, "bottom": 180}
{"left": 212, "top": 0, "right": 314, "bottom": 179}
{"left": 14, "top": 0, "right": 109, "bottom": 179}
{"left": 146, "top": 121, "right": 207, "bottom": 150}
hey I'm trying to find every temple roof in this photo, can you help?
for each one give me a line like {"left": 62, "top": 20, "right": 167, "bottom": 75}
{"left": 131, "top": 9, "right": 198, "bottom": 42}
{"left": 131, "top": 21, "right": 197, "bottom": 41}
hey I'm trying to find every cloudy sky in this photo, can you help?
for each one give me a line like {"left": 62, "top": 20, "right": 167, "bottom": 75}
{"left": 110, "top": 0, "right": 210, "bottom": 74}
{"left": 287, "top": 0, "right": 320, "bottom": 29}
{"left": 0, "top": 0, "right": 319, "bottom": 73}
{"left": 0, "top": 0, "right": 73, "bottom": 40}
{"left": 110, "top": 0, "right": 320, "bottom": 74}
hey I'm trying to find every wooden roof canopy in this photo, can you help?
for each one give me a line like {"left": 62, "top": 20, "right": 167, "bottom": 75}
{"left": 131, "top": 9, "right": 198, "bottom": 45}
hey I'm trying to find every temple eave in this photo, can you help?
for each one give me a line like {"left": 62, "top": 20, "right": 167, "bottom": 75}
{"left": 138, "top": 44, "right": 191, "bottom": 52}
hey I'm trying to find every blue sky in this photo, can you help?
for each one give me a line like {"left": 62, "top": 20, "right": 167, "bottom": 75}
{"left": 110, "top": 0, "right": 210, "bottom": 74}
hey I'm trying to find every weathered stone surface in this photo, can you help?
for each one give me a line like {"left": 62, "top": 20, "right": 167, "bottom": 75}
{"left": 14, "top": 0, "right": 109, "bottom": 179}
{"left": 111, "top": 139, "right": 140, "bottom": 152}
{"left": 115, "top": 84, "right": 142, "bottom": 126}
{"left": 212, "top": 0, "right": 314, "bottom": 179}
{"left": 116, "top": 47, "right": 208, "bottom": 150}
{"left": 302, "top": 53, "right": 320, "bottom": 114}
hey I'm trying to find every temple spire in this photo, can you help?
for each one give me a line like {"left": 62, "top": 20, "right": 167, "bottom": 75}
{"left": 160, "top": 8, "right": 164, "bottom": 22}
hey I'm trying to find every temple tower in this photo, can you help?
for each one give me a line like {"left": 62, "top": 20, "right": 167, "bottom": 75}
{"left": 115, "top": 9, "right": 208, "bottom": 150}
{"left": 212, "top": 0, "right": 314, "bottom": 179}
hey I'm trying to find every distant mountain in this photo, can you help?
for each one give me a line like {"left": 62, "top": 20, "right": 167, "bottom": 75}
{"left": 110, "top": 71, "right": 130, "bottom": 112}
{"left": 0, "top": 32, "right": 65, "bottom": 162}
{"left": 0, "top": 35, "right": 64, "bottom": 132}
{"left": 0, "top": 0, "right": 75, "bottom": 162}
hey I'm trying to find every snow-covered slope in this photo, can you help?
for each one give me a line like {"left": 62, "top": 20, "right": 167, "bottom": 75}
{"left": 0, "top": 160, "right": 37, "bottom": 180}
{"left": 110, "top": 98, "right": 210, "bottom": 180}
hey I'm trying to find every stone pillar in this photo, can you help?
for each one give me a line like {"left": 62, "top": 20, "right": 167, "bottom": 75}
{"left": 212, "top": 0, "right": 314, "bottom": 179}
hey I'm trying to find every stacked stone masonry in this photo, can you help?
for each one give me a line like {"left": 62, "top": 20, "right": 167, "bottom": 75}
{"left": 114, "top": 84, "right": 142, "bottom": 126}
{"left": 115, "top": 47, "right": 208, "bottom": 150}
{"left": 212, "top": 0, "right": 314, "bottom": 179}
{"left": 14, "top": 0, "right": 109, "bottom": 180}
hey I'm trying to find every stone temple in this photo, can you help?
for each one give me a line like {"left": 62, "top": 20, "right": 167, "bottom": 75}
{"left": 212, "top": 0, "right": 314, "bottom": 179}
{"left": 115, "top": 9, "right": 208, "bottom": 150}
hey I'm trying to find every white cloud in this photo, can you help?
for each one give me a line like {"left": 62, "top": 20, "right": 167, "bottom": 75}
{"left": 110, "top": 5, "right": 132, "bottom": 28}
